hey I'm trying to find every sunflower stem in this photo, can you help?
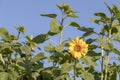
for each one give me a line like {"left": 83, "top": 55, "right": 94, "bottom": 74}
{"left": 74, "top": 59, "right": 77, "bottom": 80}
{"left": 101, "top": 47, "right": 104, "bottom": 80}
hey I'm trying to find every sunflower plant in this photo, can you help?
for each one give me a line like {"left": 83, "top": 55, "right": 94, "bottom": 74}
{"left": 0, "top": 2, "right": 120, "bottom": 80}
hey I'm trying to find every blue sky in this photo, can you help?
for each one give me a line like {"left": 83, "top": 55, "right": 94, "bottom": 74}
{"left": 0, "top": 0, "right": 120, "bottom": 38}
{"left": 0, "top": 0, "right": 120, "bottom": 80}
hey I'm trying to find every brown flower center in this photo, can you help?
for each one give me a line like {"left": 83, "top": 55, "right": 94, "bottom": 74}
{"left": 74, "top": 45, "right": 81, "bottom": 52}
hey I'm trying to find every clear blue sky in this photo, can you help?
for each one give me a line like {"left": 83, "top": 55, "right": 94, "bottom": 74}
{"left": 0, "top": 0, "right": 120, "bottom": 80}
{"left": 0, "top": 0, "right": 120, "bottom": 38}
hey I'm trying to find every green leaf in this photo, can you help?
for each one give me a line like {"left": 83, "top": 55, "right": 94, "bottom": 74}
{"left": 67, "top": 13, "right": 78, "bottom": 18}
{"left": 90, "top": 18, "right": 101, "bottom": 24}
{"left": 113, "top": 36, "right": 120, "bottom": 42}
{"left": 82, "top": 31, "right": 94, "bottom": 38}
{"left": 47, "top": 31, "right": 58, "bottom": 36}
{"left": 104, "top": 2, "right": 113, "bottom": 14}
{"left": 76, "top": 63, "right": 85, "bottom": 76}
{"left": 78, "top": 27, "right": 94, "bottom": 32}
{"left": 80, "top": 56, "right": 97, "bottom": 66}
{"left": 69, "top": 21, "right": 80, "bottom": 28}
{"left": 61, "top": 63, "right": 73, "bottom": 74}
{"left": 94, "top": 12, "right": 106, "bottom": 18}
{"left": 0, "top": 72, "right": 9, "bottom": 80}
{"left": 56, "top": 4, "right": 63, "bottom": 10}
{"left": 50, "top": 19, "right": 60, "bottom": 33}
{"left": 0, "top": 27, "right": 10, "bottom": 41}
{"left": 63, "top": 3, "right": 70, "bottom": 11}
{"left": 96, "top": 38, "right": 113, "bottom": 50}
{"left": 32, "top": 34, "right": 48, "bottom": 44}
{"left": 21, "top": 45, "right": 31, "bottom": 54}
{"left": 88, "top": 51, "right": 101, "bottom": 61}
{"left": 111, "top": 27, "right": 118, "bottom": 34}
{"left": 41, "top": 14, "right": 57, "bottom": 18}
{"left": 81, "top": 71, "right": 94, "bottom": 80}
{"left": 32, "top": 63, "right": 43, "bottom": 71}
{"left": 113, "top": 48, "right": 120, "bottom": 56}
{"left": 55, "top": 44, "right": 64, "bottom": 53}
{"left": 44, "top": 44, "right": 55, "bottom": 53}
{"left": 9, "top": 71, "right": 19, "bottom": 80}
{"left": 41, "top": 70, "right": 52, "bottom": 79}
{"left": 86, "top": 38, "right": 96, "bottom": 44}
{"left": 31, "top": 52, "right": 45, "bottom": 62}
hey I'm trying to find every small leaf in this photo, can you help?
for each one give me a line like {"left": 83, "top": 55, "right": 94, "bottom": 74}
{"left": 81, "top": 71, "right": 94, "bottom": 80}
{"left": 61, "top": 63, "right": 73, "bottom": 74}
{"left": 16, "top": 26, "right": 25, "bottom": 34}
{"left": 78, "top": 27, "right": 94, "bottom": 32}
{"left": 41, "top": 70, "right": 52, "bottom": 79}
{"left": 21, "top": 45, "right": 31, "bottom": 54}
{"left": 63, "top": 3, "right": 70, "bottom": 11}
{"left": 41, "top": 14, "right": 57, "bottom": 18}
{"left": 67, "top": 13, "right": 78, "bottom": 18}
{"left": 50, "top": 19, "right": 60, "bottom": 33}
{"left": 47, "top": 31, "right": 58, "bottom": 36}
{"left": 0, "top": 27, "right": 10, "bottom": 41}
{"left": 94, "top": 12, "right": 106, "bottom": 18}
{"left": 56, "top": 4, "right": 63, "bottom": 10}
{"left": 55, "top": 44, "right": 64, "bottom": 53}
{"left": 32, "top": 34, "right": 48, "bottom": 44}
{"left": 111, "top": 27, "right": 118, "bottom": 34}
{"left": 113, "top": 36, "right": 120, "bottom": 42}
{"left": 69, "top": 21, "right": 80, "bottom": 28}
{"left": 96, "top": 38, "right": 114, "bottom": 50}
{"left": 104, "top": 2, "right": 113, "bottom": 14}
{"left": 31, "top": 52, "right": 45, "bottom": 62}
{"left": 44, "top": 44, "right": 55, "bottom": 53}
{"left": 86, "top": 38, "right": 96, "bottom": 44}
{"left": 112, "top": 48, "right": 120, "bottom": 56}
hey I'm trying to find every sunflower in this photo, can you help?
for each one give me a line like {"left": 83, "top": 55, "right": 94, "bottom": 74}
{"left": 68, "top": 37, "right": 88, "bottom": 59}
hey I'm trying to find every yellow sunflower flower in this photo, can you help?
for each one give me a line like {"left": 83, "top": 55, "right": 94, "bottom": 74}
{"left": 68, "top": 37, "right": 88, "bottom": 59}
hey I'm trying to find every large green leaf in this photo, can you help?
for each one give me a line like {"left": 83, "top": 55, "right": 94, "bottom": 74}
{"left": 32, "top": 34, "right": 48, "bottom": 44}
{"left": 50, "top": 19, "right": 60, "bottom": 33}
{"left": 0, "top": 27, "right": 10, "bottom": 41}
{"left": 41, "top": 14, "right": 57, "bottom": 18}
{"left": 80, "top": 56, "right": 97, "bottom": 66}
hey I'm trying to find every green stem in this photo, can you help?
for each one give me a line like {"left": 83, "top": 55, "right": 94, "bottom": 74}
{"left": 74, "top": 59, "right": 77, "bottom": 80}
{"left": 104, "top": 29, "right": 111, "bottom": 80}
{"left": 101, "top": 47, "right": 104, "bottom": 80}
{"left": 104, "top": 53, "right": 109, "bottom": 80}
{"left": 59, "top": 31, "right": 63, "bottom": 45}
